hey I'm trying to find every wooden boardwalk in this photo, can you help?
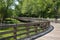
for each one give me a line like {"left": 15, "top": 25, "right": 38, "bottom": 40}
{"left": 35, "top": 22, "right": 60, "bottom": 40}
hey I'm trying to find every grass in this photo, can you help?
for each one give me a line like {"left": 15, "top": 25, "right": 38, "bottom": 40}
{"left": 0, "top": 26, "right": 43, "bottom": 40}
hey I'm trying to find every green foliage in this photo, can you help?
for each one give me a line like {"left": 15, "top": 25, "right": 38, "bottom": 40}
{"left": 16, "top": 0, "right": 60, "bottom": 18}
{"left": 0, "top": 0, "right": 19, "bottom": 23}
{"left": 3, "top": 18, "right": 20, "bottom": 24}
{"left": 0, "top": 0, "right": 60, "bottom": 23}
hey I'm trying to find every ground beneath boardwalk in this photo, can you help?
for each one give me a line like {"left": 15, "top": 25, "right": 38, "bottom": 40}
{"left": 35, "top": 22, "right": 60, "bottom": 40}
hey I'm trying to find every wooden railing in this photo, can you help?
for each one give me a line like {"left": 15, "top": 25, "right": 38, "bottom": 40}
{"left": 0, "top": 18, "right": 50, "bottom": 40}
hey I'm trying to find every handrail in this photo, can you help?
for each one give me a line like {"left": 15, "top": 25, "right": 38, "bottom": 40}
{"left": 0, "top": 17, "right": 52, "bottom": 40}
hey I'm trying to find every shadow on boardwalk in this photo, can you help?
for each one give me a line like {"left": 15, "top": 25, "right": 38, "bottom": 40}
{"left": 35, "top": 22, "right": 60, "bottom": 40}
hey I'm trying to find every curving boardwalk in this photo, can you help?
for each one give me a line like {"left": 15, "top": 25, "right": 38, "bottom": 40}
{"left": 35, "top": 22, "right": 60, "bottom": 40}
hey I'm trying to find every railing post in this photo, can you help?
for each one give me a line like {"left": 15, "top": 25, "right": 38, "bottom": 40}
{"left": 47, "top": 21, "right": 50, "bottom": 27}
{"left": 35, "top": 25, "right": 38, "bottom": 33}
{"left": 13, "top": 25, "right": 17, "bottom": 40}
{"left": 26, "top": 25, "right": 30, "bottom": 38}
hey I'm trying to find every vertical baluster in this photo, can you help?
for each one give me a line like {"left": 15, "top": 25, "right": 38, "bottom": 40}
{"left": 26, "top": 25, "right": 30, "bottom": 38}
{"left": 35, "top": 25, "right": 38, "bottom": 33}
{"left": 13, "top": 25, "right": 17, "bottom": 40}
{"left": 47, "top": 21, "right": 50, "bottom": 28}
{"left": 48, "top": 21, "right": 50, "bottom": 26}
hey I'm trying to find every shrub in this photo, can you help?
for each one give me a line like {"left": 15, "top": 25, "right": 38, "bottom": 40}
{"left": 3, "top": 18, "right": 20, "bottom": 24}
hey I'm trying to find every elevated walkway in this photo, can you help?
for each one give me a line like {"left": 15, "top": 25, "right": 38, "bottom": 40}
{"left": 36, "top": 22, "right": 60, "bottom": 40}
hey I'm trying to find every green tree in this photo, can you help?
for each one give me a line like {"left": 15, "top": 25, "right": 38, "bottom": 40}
{"left": 0, "top": 0, "right": 17, "bottom": 23}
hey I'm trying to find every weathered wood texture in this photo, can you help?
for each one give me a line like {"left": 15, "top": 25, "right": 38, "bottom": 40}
{"left": 0, "top": 17, "right": 50, "bottom": 40}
